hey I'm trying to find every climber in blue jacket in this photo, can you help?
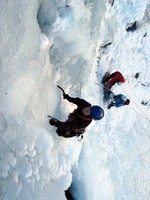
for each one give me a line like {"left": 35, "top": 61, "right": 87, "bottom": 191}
{"left": 108, "top": 94, "right": 130, "bottom": 109}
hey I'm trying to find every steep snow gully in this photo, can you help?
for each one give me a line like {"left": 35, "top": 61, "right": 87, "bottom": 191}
{"left": 37, "top": 0, "right": 150, "bottom": 199}
{"left": 0, "top": 0, "right": 150, "bottom": 200}
{"left": 36, "top": 1, "right": 108, "bottom": 199}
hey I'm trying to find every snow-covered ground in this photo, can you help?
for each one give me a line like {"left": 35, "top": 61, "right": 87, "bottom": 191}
{"left": 0, "top": 0, "right": 150, "bottom": 199}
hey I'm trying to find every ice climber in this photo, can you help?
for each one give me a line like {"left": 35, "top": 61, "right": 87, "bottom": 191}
{"left": 102, "top": 71, "right": 125, "bottom": 89}
{"left": 107, "top": 93, "right": 130, "bottom": 109}
{"left": 49, "top": 91, "right": 104, "bottom": 138}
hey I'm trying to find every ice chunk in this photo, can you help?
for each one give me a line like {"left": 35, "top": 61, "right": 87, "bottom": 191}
{"left": 28, "top": 149, "right": 36, "bottom": 157}
{"left": 32, "top": 164, "right": 39, "bottom": 175}
{"left": 36, "top": 132, "right": 54, "bottom": 167}
{"left": 34, "top": 155, "right": 43, "bottom": 167}
{"left": 2, "top": 170, "right": 9, "bottom": 178}
{"left": 12, "top": 170, "right": 19, "bottom": 183}
{"left": 3, "top": 150, "right": 17, "bottom": 167}
{"left": 26, "top": 137, "right": 35, "bottom": 151}
{"left": 16, "top": 157, "right": 32, "bottom": 178}
{"left": 40, "top": 33, "right": 51, "bottom": 50}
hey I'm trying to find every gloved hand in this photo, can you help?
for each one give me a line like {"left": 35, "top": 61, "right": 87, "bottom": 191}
{"left": 63, "top": 93, "right": 69, "bottom": 99}
{"left": 49, "top": 118, "right": 58, "bottom": 126}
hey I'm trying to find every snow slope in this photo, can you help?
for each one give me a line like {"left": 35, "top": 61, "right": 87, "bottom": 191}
{"left": 0, "top": 0, "right": 150, "bottom": 200}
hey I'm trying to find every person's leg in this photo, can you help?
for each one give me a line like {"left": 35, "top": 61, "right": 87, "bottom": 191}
{"left": 102, "top": 72, "right": 110, "bottom": 83}
{"left": 108, "top": 90, "right": 114, "bottom": 99}
{"left": 49, "top": 118, "right": 72, "bottom": 132}
{"left": 104, "top": 73, "right": 114, "bottom": 82}
{"left": 56, "top": 129, "right": 77, "bottom": 138}
{"left": 56, "top": 129, "right": 67, "bottom": 136}
{"left": 104, "top": 89, "right": 113, "bottom": 103}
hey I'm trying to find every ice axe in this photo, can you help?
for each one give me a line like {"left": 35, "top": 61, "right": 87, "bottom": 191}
{"left": 57, "top": 85, "right": 66, "bottom": 95}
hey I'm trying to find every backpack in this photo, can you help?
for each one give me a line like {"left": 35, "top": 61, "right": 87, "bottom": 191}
{"left": 68, "top": 109, "right": 92, "bottom": 122}
{"left": 67, "top": 109, "right": 92, "bottom": 135}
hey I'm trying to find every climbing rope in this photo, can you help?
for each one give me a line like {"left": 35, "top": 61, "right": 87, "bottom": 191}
{"left": 120, "top": 85, "right": 150, "bottom": 123}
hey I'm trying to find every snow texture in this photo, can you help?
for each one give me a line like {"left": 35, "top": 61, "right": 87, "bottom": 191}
{"left": 0, "top": 0, "right": 150, "bottom": 200}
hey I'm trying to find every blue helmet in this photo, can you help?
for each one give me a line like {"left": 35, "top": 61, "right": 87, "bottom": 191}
{"left": 91, "top": 106, "right": 104, "bottom": 120}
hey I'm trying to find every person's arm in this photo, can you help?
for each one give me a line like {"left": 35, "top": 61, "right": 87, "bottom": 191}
{"left": 104, "top": 72, "right": 116, "bottom": 82}
{"left": 64, "top": 94, "right": 91, "bottom": 107}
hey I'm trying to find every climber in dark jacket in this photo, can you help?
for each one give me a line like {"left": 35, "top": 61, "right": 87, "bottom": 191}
{"left": 49, "top": 94, "right": 104, "bottom": 138}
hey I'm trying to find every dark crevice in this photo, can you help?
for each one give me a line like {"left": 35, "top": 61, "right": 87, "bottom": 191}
{"left": 65, "top": 186, "right": 75, "bottom": 200}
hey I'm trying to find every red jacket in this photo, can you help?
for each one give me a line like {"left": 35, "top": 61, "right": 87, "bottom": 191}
{"left": 105, "top": 71, "right": 125, "bottom": 88}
